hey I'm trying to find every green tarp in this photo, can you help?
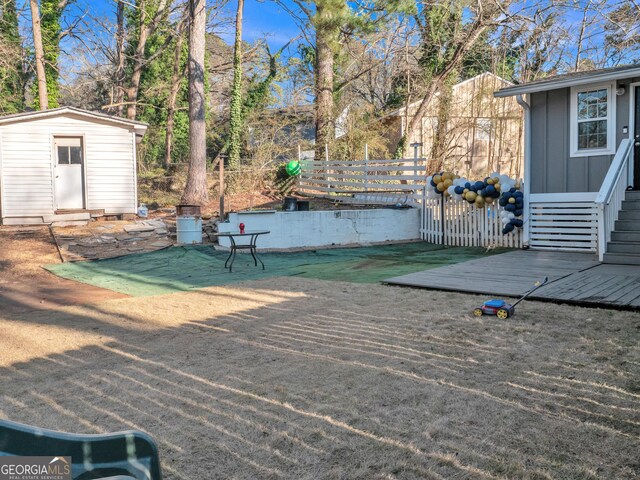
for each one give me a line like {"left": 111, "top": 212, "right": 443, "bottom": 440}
{"left": 45, "top": 243, "right": 509, "bottom": 297}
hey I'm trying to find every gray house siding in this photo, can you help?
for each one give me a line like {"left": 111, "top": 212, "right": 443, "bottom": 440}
{"left": 529, "top": 78, "right": 635, "bottom": 194}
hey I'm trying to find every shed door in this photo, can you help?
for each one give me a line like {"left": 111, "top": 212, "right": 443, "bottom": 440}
{"left": 54, "top": 137, "right": 84, "bottom": 210}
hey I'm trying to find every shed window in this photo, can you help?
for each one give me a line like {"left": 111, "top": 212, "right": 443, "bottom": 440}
{"left": 570, "top": 83, "right": 615, "bottom": 157}
{"left": 55, "top": 137, "right": 83, "bottom": 165}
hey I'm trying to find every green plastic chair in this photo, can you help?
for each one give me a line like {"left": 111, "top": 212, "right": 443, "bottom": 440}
{"left": 0, "top": 419, "right": 162, "bottom": 480}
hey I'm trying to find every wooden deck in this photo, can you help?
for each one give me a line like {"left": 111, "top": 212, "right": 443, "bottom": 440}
{"left": 385, "top": 250, "right": 640, "bottom": 309}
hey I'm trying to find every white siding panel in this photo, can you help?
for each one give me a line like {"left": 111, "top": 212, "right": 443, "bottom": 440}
{"left": 0, "top": 126, "right": 54, "bottom": 217}
{"left": 1, "top": 114, "right": 137, "bottom": 218}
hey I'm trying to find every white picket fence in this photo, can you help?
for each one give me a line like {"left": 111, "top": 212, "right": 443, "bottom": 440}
{"left": 298, "top": 158, "right": 523, "bottom": 248}
{"left": 422, "top": 196, "right": 522, "bottom": 248}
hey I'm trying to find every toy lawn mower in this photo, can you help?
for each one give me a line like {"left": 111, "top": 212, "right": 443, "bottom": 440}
{"left": 473, "top": 277, "right": 548, "bottom": 319}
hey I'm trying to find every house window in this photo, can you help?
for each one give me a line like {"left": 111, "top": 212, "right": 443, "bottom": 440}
{"left": 570, "top": 83, "right": 615, "bottom": 157}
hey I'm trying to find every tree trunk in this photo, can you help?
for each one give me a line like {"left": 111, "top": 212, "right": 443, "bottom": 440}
{"left": 314, "top": 19, "right": 334, "bottom": 160}
{"left": 181, "top": 0, "right": 208, "bottom": 205}
{"left": 29, "top": 0, "right": 48, "bottom": 110}
{"left": 227, "top": 0, "right": 244, "bottom": 173}
{"left": 39, "top": 0, "right": 62, "bottom": 108}
{"left": 126, "top": 0, "right": 169, "bottom": 120}
{"left": 126, "top": 0, "right": 149, "bottom": 120}
{"left": 164, "top": 27, "right": 186, "bottom": 169}
{"left": 115, "top": 0, "right": 126, "bottom": 116}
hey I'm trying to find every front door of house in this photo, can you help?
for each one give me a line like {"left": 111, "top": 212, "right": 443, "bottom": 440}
{"left": 634, "top": 86, "right": 640, "bottom": 189}
{"left": 54, "top": 137, "right": 84, "bottom": 210}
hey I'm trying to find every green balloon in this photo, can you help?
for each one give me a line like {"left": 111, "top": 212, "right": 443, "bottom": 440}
{"left": 286, "top": 160, "right": 301, "bottom": 176}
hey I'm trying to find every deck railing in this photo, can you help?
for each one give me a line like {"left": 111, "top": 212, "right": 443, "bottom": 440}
{"left": 298, "top": 158, "right": 427, "bottom": 205}
{"left": 595, "top": 138, "right": 633, "bottom": 261}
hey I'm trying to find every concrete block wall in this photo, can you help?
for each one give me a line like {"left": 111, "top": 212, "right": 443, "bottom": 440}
{"left": 217, "top": 209, "right": 421, "bottom": 249}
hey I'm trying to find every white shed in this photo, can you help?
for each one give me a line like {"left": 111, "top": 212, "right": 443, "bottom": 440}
{"left": 0, "top": 107, "right": 148, "bottom": 225}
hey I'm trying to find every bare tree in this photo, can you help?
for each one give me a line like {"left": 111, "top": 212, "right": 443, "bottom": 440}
{"left": 227, "top": 0, "right": 244, "bottom": 171}
{"left": 114, "top": 0, "right": 126, "bottom": 116}
{"left": 126, "top": 0, "right": 171, "bottom": 120}
{"left": 404, "top": 1, "right": 513, "bottom": 149}
{"left": 29, "top": 0, "right": 48, "bottom": 110}
{"left": 164, "top": 16, "right": 188, "bottom": 169}
{"left": 182, "top": 0, "right": 209, "bottom": 205}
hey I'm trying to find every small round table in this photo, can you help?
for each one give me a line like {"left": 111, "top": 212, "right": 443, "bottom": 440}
{"left": 216, "top": 230, "right": 270, "bottom": 272}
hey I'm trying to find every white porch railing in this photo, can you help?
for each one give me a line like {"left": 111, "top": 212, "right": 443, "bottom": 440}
{"left": 595, "top": 138, "right": 633, "bottom": 261}
{"left": 528, "top": 192, "right": 598, "bottom": 252}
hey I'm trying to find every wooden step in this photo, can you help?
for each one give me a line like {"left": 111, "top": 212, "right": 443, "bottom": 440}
{"left": 603, "top": 252, "right": 640, "bottom": 265}
{"left": 625, "top": 190, "right": 640, "bottom": 201}
{"left": 618, "top": 210, "right": 640, "bottom": 220}
{"left": 607, "top": 241, "right": 640, "bottom": 254}
{"left": 614, "top": 220, "right": 640, "bottom": 231}
{"left": 621, "top": 200, "right": 640, "bottom": 210}
{"left": 612, "top": 230, "right": 640, "bottom": 242}
{"left": 43, "top": 212, "right": 91, "bottom": 223}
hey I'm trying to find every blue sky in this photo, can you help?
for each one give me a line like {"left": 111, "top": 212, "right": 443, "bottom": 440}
{"left": 19, "top": 0, "right": 302, "bottom": 57}
{"left": 228, "top": 0, "right": 301, "bottom": 47}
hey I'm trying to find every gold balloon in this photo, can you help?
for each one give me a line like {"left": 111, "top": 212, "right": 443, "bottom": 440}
{"left": 444, "top": 179, "right": 453, "bottom": 188}
{"left": 485, "top": 197, "right": 495, "bottom": 205}
{"left": 433, "top": 175, "right": 442, "bottom": 184}
{"left": 515, "top": 181, "right": 522, "bottom": 189}
{"left": 508, "top": 197, "right": 516, "bottom": 204}
{"left": 463, "top": 188, "right": 469, "bottom": 194}
{"left": 437, "top": 182, "right": 446, "bottom": 192}
{"left": 475, "top": 196, "right": 486, "bottom": 207}
{"left": 465, "top": 191, "right": 477, "bottom": 202}
{"left": 493, "top": 177, "right": 500, "bottom": 184}
{"left": 486, "top": 178, "right": 495, "bottom": 185}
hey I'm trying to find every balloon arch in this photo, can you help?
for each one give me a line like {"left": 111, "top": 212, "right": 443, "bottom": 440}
{"left": 426, "top": 172, "right": 524, "bottom": 235}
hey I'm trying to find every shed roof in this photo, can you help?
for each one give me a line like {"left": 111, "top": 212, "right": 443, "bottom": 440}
{"left": 494, "top": 64, "right": 640, "bottom": 97}
{"left": 0, "top": 106, "right": 148, "bottom": 136}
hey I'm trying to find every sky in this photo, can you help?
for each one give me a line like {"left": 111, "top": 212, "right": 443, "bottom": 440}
{"left": 57, "top": 0, "right": 304, "bottom": 50}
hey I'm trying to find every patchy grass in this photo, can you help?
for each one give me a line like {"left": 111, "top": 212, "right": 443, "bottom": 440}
{"left": 1, "top": 277, "right": 638, "bottom": 479}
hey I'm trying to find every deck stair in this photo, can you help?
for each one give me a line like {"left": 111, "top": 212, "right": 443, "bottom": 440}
{"left": 603, "top": 190, "right": 640, "bottom": 265}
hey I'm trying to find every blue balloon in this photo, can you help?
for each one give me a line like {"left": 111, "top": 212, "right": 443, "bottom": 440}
{"left": 478, "top": 189, "right": 486, "bottom": 197}
{"left": 454, "top": 186, "right": 464, "bottom": 195}
{"left": 514, "top": 191, "right": 524, "bottom": 198}
{"left": 509, "top": 187, "right": 517, "bottom": 193}
{"left": 499, "top": 197, "right": 508, "bottom": 207}
{"left": 503, "top": 223, "right": 515, "bottom": 233}
{"left": 505, "top": 203, "right": 516, "bottom": 212}
{"left": 514, "top": 209, "right": 523, "bottom": 217}
{"left": 486, "top": 185, "right": 496, "bottom": 196}
{"left": 469, "top": 185, "right": 478, "bottom": 193}
{"left": 475, "top": 181, "right": 485, "bottom": 190}
{"left": 465, "top": 182, "right": 471, "bottom": 189}
{"left": 513, "top": 219, "right": 524, "bottom": 227}
{"left": 430, "top": 179, "right": 437, "bottom": 187}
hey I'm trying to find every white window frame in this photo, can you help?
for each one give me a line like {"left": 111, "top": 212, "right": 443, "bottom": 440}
{"left": 570, "top": 82, "right": 616, "bottom": 157}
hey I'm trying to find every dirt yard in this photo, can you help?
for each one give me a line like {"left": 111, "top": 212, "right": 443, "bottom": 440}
{"left": 0, "top": 226, "right": 126, "bottom": 314}
{"left": 1, "top": 275, "right": 638, "bottom": 479}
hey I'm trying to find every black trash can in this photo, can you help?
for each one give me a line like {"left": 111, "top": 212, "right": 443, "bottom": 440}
{"left": 297, "top": 200, "right": 310, "bottom": 211}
